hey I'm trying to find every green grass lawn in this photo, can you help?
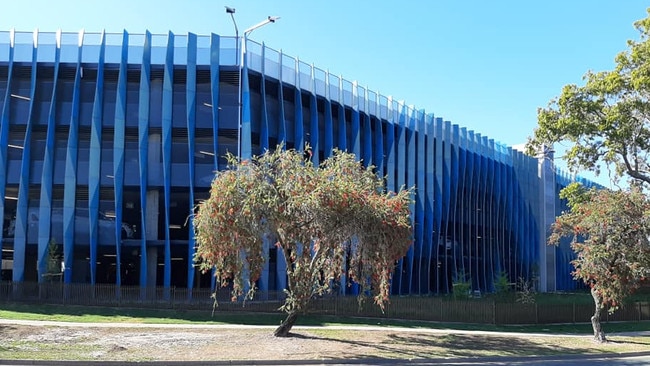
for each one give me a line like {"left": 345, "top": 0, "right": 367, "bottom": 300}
{"left": 1, "top": 302, "right": 650, "bottom": 335}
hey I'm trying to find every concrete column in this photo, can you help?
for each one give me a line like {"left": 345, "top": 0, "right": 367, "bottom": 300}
{"left": 145, "top": 190, "right": 159, "bottom": 241}
{"left": 147, "top": 246, "right": 158, "bottom": 289}
{"left": 538, "top": 145, "right": 556, "bottom": 292}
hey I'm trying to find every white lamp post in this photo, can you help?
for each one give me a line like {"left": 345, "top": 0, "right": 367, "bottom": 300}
{"left": 225, "top": 7, "right": 280, "bottom": 159}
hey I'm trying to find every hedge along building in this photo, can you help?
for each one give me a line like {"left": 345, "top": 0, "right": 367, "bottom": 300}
{"left": 0, "top": 29, "right": 590, "bottom": 297}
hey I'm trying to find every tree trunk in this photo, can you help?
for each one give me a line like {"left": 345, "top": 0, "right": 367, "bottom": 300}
{"left": 590, "top": 287, "right": 607, "bottom": 343}
{"left": 274, "top": 311, "right": 299, "bottom": 337}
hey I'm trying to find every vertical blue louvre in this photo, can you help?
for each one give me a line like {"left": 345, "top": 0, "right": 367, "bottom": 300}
{"left": 457, "top": 129, "right": 466, "bottom": 284}
{"left": 113, "top": 31, "right": 128, "bottom": 287}
{"left": 293, "top": 65, "right": 303, "bottom": 151}
{"left": 0, "top": 31, "right": 14, "bottom": 264}
{"left": 350, "top": 83, "right": 360, "bottom": 158}
{"left": 276, "top": 50, "right": 286, "bottom": 147}
{"left": 441, "top": 120, "right": 452, "bottom": 290}
{"left": 12, "top": 31, "right": 38, "bottom": 282}
{"left": 323, "top": 73, "right": 333, "bottom": 157}
{"left": 88, "top": 31, "right": 106, "bottom": 286}
{"left": 486, "top": 139, "right": 496, "bottom": 291}
{"left": 415, "top": 111, "right": 426, "bottom": 294}
{"left": 337, "top": 79, "right": 346, "bottom": 151}
{"left": 260, "top": 43, "right": 269, "bottom": 152}
{"left": 63, "top": 31, "right": 84, "bottom": 284}
{"left": 450, "top": 124, "right": 460, "bottom": 288}
{"left": 309, "top": 69, "right": 319, "bottom": 166}
{"left": 405, "top": 109, "right": 416, "bottom": 293}
{"left": 395, "top": 103, "right": 407, "bottom": 294}
{"left": 241, "top": 39, "right": 252, "bottom": 159}
{"left": 362, "top": 113, "right": 372, "bottom": 167}
{"left": 188, "top": 32, "right": 200, "bottom": 291}
{"left": 384, "top": 104, "right": 396, "bottom": 285}
{"left": 37, "top": 30, "right": 61, "bottom": 282}
{"left": 424, "top": 114, "right": 435, "bottom": 293}
{"left": 432, "top": 117, "right": 443, "bottom": 293}
{"left": 162, "top": 32, "right": 174, "bottom": 291}
{"left": 208, "top": 33, "right": 219, "bottom": 170}
{"left": 373, "top": 115, "right": 384, "bottom": 182}
{"left": 138, "top": 31, "right": 152, "bottom": 289}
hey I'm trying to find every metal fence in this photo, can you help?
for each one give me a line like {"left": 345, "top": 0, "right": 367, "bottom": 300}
{"left": 1, "top": 282, "right": 649, "bottom": 325}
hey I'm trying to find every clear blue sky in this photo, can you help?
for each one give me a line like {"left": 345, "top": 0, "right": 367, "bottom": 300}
{"left": 1, "top": 0, "right": 646, "bottom": 185}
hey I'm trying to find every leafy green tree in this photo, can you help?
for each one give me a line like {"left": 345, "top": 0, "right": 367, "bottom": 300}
{"left": 549, "top": 185, "right": 650, "bottom": 342}
{"left": 193, "top": 146, "right": 414, "bottom": 337}
{"left": 527, "top": 9, "right": 650, "bottom": 186}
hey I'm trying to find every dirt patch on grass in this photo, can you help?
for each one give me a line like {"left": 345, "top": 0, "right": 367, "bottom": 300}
{"left": 1, "top": 324, "right": 649, "bottom": 362}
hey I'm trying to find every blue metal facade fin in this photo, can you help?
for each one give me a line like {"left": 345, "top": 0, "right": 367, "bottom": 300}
{"left": 373, "top": 112, "right": 384, "bottom": 180}
{"left": 260, "top": 43, "right": 269, "bottom": 153}
{"left": 12, "top": 30, "right": 38, "bottom": 282}
{"left": 415, "top": 110, "right": 426, "bottom": 294}
{"left": 37, "top": 30, "right": 62, "bottom": 282}
{"left": 187, "top": 32, "right": 199, "bottom": 292}
{"left": 394, "top": 103, "right": 407, "bottom": 294}
{"left": 241, "top": 39, "right": 252, "bottom": 159}
{"left": 162, "top": 31, "right": 174, "bottom": 291}
{"left": 208, "top": 33, "right": 218, "bottom": 170}
{"left": 293, "top": 60, "right": 303, "bottom": 151}
{"left": 362, "top": 112, "right": 371, "bottom": 167}
{"left": 350, "top": 82, "right": 360, "bottom": 158}
{"left": 432, "top": 118, "right": 444, "bottom": 292}
{"left": 449, "top": 124, "right": 460, "bottom": 290}
{"left": 276, "top": 50, "right": 286, "bottom": 147}
{"left": 337, "top": 77, "right": 346, "bottom": 151}
{"left": 113, "top": 31, "right": 128, "bottom": 288}
{"left": 138, "top": 31, "right": 152, "bottom": 290}
{"left": 309, "top": 65, "right": 319, "bottom": 166}
{"left": 88, "top": 30, "right": 106, "bottom": 286}
{"left": 62, "top": 31, "right": 84, "bottom": 284}
{"left": 0, "top": 31, "right": 13, "bottom": 268}
{"left": 424, "top": 114, "right": 435, "bottom": 294}
{"left": 323, "top": 73, "right": 333, "bottom": 157}
{"left": 466, "top": 129, "right": 476, "bottom": 285}
{"left": 405, "top": 108, "right": 416, "bottom": 294}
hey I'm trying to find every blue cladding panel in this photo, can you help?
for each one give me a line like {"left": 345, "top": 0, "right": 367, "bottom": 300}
{"left": 309, "top": 93, "right": 319, "bottom": 166}
{"left": 87, "top": 32, "right": 105, "bottom": 285}
{"left": 294, "top": 87, "right": 303, "bottom": 151}
{"left": 12, "top": 36, "right": 37, "bottom": 282}
{"left": 63, "top": 34, "right": 83, "bottom": 283}
{"left": 138, "top": 31, "right": 151, "bottom": 289}
{"left": 276, "top": 51, "right": 286, "bottom": 147}
{"left": 188, "top": 32, "right": 200, "bottom": 291}
{"left": 337, "top": 104, "right": 346, "bottom": 151}
{"left": 241, "top": 42, "right": 252, "bottom": 159}
{"left": 208, "top": 33, "right": 219, "bottom": 169}
{"left": 260, "top": 45, "right": 269, "bottom": 153}
{"left": 113, "top": 31, "right": 128, "bottom": 287}
{"left": 323, "top": 94, "right": 333, "bottom": 157}
{"left": 162, "top": 32, "right": 174, "bottom": 290}
{"left": 37, "top": 34, "right": 60, "bottom": 282}
{"left": 0, "top": 36, "right": 12, "bottom": 273}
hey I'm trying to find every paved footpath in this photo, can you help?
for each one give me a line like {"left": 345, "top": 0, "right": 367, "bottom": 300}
{"left": 1, "top": 319, "right": 650, "bottom": 365}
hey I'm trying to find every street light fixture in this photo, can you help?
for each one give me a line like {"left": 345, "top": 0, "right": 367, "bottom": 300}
{"left": 225, "top": 7, "right": 280, "bottom": 159}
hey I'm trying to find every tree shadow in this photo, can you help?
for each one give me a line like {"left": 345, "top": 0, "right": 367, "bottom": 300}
{"left": 290, "top": 331, "right": 599, "bottom": 361}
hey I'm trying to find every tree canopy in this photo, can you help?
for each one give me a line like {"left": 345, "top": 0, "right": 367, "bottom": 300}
{"left": 527, "top": 9, "right": 650, "bottom": 186}
{"left": 549, "top": 185, "right": 650, "bottom": 342}
{"left": 193, "top": 147, "right": 414, "bottom": 337}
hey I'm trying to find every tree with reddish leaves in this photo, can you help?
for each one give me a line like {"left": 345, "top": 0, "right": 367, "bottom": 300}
{"left": 549, "top": 184, "right": 650, "bottom": 342}
{"left": 193, "top": 146, "right": 414, "bottom": 337}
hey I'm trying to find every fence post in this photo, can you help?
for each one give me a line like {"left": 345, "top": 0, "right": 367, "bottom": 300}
{"left": 492, "top": 300, "right": 496, "bottom": 325}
